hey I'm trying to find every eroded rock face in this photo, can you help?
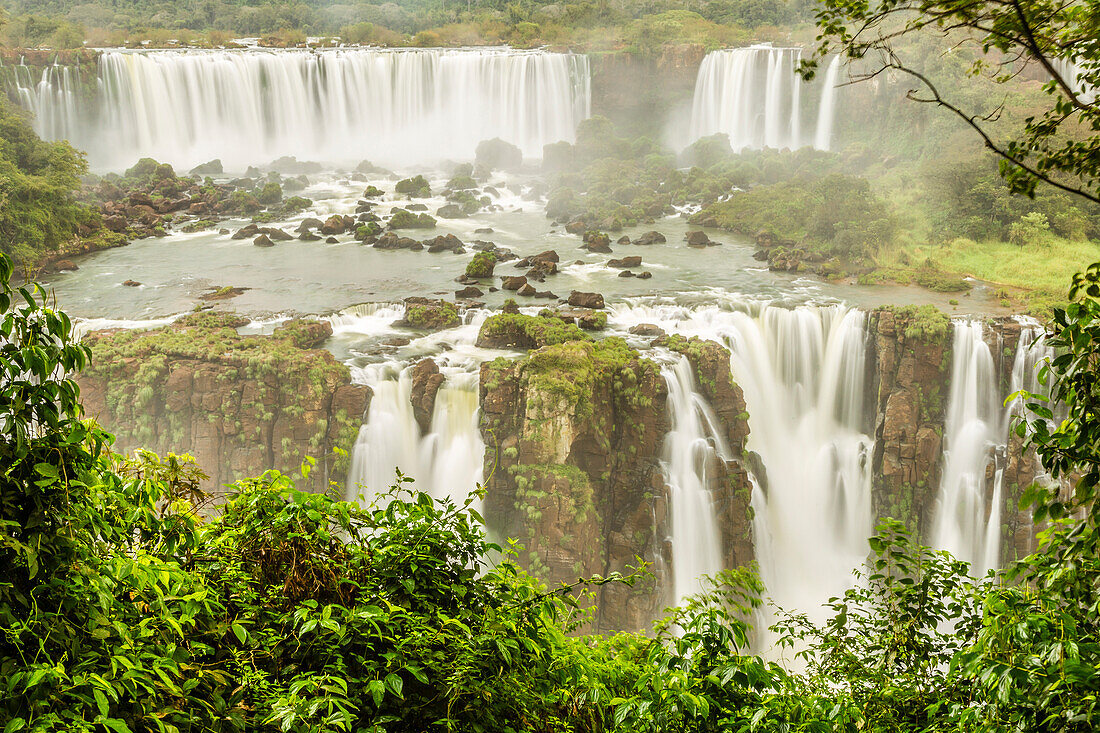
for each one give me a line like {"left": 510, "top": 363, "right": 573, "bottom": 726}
{"left": 77, "top": 314, "right": 369, "bottom": 495}
{"left": 410, "top": 359, "right": 445, "bottom": 435}
{"left": 661, "top": 336, "right": 755, "bottom": 572}
{"left": 869, "top": 307, "right": 952, "bottom": 540}
{"left": 478, "top": 339, "right": 669, "bottom": 631}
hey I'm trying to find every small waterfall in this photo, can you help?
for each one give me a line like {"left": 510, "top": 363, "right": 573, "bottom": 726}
{"left": 11, "top": 47, "right": 591, "bottom": 170}
{"left": 813, "top": 56, "right": 842, "bottom": 151}
{"left": 686, "top": 45, "right": 841, "bottom": 152}
{"left": 932, "top": 321, "right": 1008, "bottom": 575}
{"left": 346, "top": 362, "right": 484, "bottom": 508}
{"left": 661, "top": 356, "right": 730, "bottom": 605}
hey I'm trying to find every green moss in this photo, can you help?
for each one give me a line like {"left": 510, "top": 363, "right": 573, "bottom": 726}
{"left": 883, "top": 304, "right": 953, "bottom": 342}
{"left": 476, "top": 313, "right": 590, "bottom": 349}
{"left": 389, "top": 208, "right": 437, "bottom": 229}
{"left": 465, "top": 251, "right": 497, "bottom": 278}
{"left": 395, "top": 175, "right": 431, "bottom": 197}
{"left": 406, "top": 301, "right": 460, "bottom": 329}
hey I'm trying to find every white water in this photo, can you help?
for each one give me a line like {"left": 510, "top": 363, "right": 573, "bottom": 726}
{"left": 11, "top": 47, "right": 590, "bottom": 170}
{"left": 813, "top": 56, "right": 842, "bottom": 151}
{"left": 661, "top": 356, "right": 730, "bottom": 605}
{"left": 686, "top": 45, "right": 841, "bottom": 152}
{"left": 346, "top": 362, "right": 484, "bottom": 509}
{"left": 932, "top": 321, "right": 1008, "bottom": 575}
{"left": 611, "top": 300, "right": 874, "bottom": 633}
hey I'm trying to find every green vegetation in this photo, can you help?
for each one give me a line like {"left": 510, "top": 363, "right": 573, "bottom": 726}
{"left": 476, "top": 312, "right": 591, "bottom": 349}
{"left": 693, "top": 173, "right": 898, "bottom": 262}
{"left": 394, "top": 174, "right": 431, "bottom": 197}
{"left": 404, "top": 299, "right": 460, "bottom": 329}
{"left": 387, "top": 208, "right": 436, "bottom": 229}
{"left": 0, "top": 94, "right": 100, "bottom": 264}
{"left": 881, "top": 304, "right": 953, "bottom": 342}
{"left": 464, "top": 251, "right": 496, "bottom": 278}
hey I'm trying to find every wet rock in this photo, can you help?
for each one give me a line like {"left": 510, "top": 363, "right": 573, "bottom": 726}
{"left": 536, "top": 291, "right": 557, "bottom": 299}
{"left": 583, "top": 231, "right": 612, "bottom": 253}
{"left": 475, "top": 137, "right": 523, "bottom": 171}
{"left": 565, "top": 220, "right": 586, "bottom": 234}
{"left": 436, "top": 204, "right": 467, "bottom": 219}
{"left": 200, "top": 285, "right": 249, "bottom": 301}
{"left": 122, "top": 280, "right": 141, "bottom": 287}
{"left": 618, "top": 270, "right": 636, "bottom": 278}
{"left": 297, "top": 217, "right": 325, "bottom": 233}
{"left": 517, "top": 282, "right": 537, "bottom": 297}
{"left": 475, "top": 227, "right": 494, "bottom": 234}
{"left": 456, "top": 286, "right": 484, "bottom": 298}
{"left": 406, "top": 203, "right": 429, "bottom": 212}
{"left": 232, "top": 224, "right": 260, "bottom": 240}
{"left": 401, "top": 297, "right": 460, "bottom": 330}
{"left": 321, "top": 215, "right": 354, "bottom": 235}
{"left": 608, "top": 256, "right": 642, "bottom": 268}
{"left": 53, "top": 259, "right": 77, "bottom": 271}
{"left": 617, "top": 235, "right": 631, "bottom": 245}
{"left": 502, "top": 276, "right": 527, "bottom": 291}
{"left": 568, "top": 291, "right": 605, "bottom": 309}
{"left": 299, "top": 231, "right": 321, "bottom": 241}
{"left": 629, "top": 323, "right": 665, "bottom": 337}
{"left": 325, "top": 236, "right": 339, "bottom": 243}
{"left": 410, "top": 359, "right": 445, "bottom": 434}
{"left": 685, "top": 230, "right": 711, "bottom": 247}
{"left": 634, "top": 231, "right": 666, "bottom": 246}
{"left": 253, "top": 234, "right": 275, "bottom": 247}
{"left": 637, "top": 271, "right": 653, "bottom": 279}
{"left": 190, "top": 159, "right": 223, "bottom": 175}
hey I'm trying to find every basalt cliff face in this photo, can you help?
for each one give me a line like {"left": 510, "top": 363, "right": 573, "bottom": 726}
{"left": 78, "top": 313, "right": 369, "bottom": 493}
{"left": 478, "top": 338, "right": 672, "bottom": 631}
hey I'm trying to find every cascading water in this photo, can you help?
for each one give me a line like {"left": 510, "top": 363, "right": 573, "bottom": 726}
{"left": 10, "top": 47, "right": 591, "bottom": 170}
{"left": 661, "top": 355, "right": 731, "bottom": 605}
{"left": 813, "top": 56, "right": 842, "bottom": 151}
{"left": 686, "top": 45, "right": 841, "bottom": 152}
{"left": 727, "top": 306, "right": 873, "bottom": 631}
{"left": 612, "top": 300, "right": 874, "bottom": 636}
{"left": 932, "top": 321, "right": 1008, "bottom": 575}
{"left": 346, "top": 363, "right": 484, "bottom": 508}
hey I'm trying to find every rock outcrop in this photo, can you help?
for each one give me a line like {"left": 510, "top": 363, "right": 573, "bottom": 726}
{"left": 479, "top": 338, "right": 669, "bottom": 631}
{"left": 77, "top": 312, "right": 369, "bottom": 493}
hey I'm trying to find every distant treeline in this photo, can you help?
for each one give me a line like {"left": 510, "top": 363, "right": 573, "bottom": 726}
{"left": 0, "top": 0, "right": 813, "bottom": 49}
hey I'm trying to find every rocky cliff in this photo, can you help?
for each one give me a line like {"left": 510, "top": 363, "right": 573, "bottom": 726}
{"left": 78, "top": 312, "right": 370, "bottom": 493}
{"left": 479, "top": 337, "right": 670, "bottom": 631}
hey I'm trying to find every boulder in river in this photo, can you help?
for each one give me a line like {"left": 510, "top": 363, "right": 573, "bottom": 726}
{"left": 634, "top": 231, "right": 666, "bottom": 246}
{"left": 686, "top": 230, "right": 712, "bottom": 247}
{"left": 253, "top": 234, "right": 275, "bottom": 247}
{"left": 608, "top": 256, "right": 642, "bottom": 269}
{"left": 502, "top": 276, "right": 527, "bottom": 291}
{"left": 568, "top": 291, "right": 605, "bottom": 309}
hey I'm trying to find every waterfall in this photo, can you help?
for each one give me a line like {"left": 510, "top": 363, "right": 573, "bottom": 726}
{"left": 686, "top": 45, "right": 841, "bottom": 152}
{"left": 611, "top": 300, "right": 874, "bottom": 632}
{"left": 10, "top": 47, "right": 591, "bottom": 170}
{"left": 661, "top": 356, "right": 730, "bottom": 605}
{"left": 346, "top": 362, "right": 484, "bottom": 508}
{"left": 932, "top": 321, "right": 1009, "bottom": 575}
{"left": 728, "top": 306, "right": 873, "bottom": 628}
{"left": 813, "top": 56, "right": 842, "bottom": 151}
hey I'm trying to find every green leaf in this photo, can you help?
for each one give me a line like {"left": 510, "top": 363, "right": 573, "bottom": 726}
{"left": 231, "top": 622, "right": 248, "bottom": 644}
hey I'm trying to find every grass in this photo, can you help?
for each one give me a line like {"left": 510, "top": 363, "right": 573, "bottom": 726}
{"left": 917, "top": 236, "right": 1100, "bottom": 294}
